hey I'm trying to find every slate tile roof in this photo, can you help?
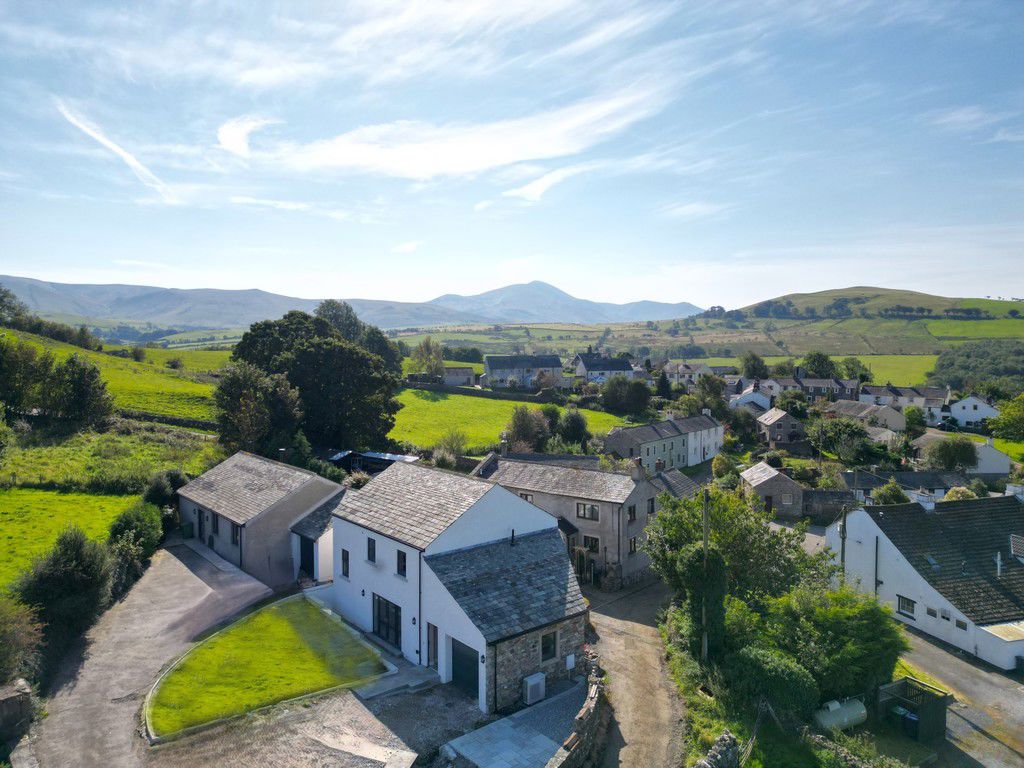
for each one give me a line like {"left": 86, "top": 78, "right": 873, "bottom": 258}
{"left": 332, "top": 462, "right": 492, "bottom": 550}
{"left": 291, "top": 489, "right": 346, "bottom": 539}
{"left": 605, "top": 414, "right": 719, "bottom": 450}
{"left": 485, "top": 354, "right": 563, "bottom": 370}
{"left": 757, "top": 407, "right": 790, "bottom": 426}
{"left": 575, "top": 354, "right": 633, "bottom": 372}
{"left": 740, "top": 462, "right": 801, "bottom": 490}
{"left": 425, "top": 528, "right": 587, "bottom": 643}
{"left": 480, "top": 457, "right": 637, "bottom": 504}
{"left": 649, "top": 468, "right": 701, "bottom": 498}
{"left": 841, "top": 470, "right": 969, "bottom": 491}
{"left": 178, "top": 452, "right": 338, "bottom": 526}
{"left": 866, "top": 495, "right": 1024, "bottom": 625}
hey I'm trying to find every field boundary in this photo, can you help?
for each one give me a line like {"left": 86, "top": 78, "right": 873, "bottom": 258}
{"left": 400, "top": 381, "right": 559, "bottom": 403}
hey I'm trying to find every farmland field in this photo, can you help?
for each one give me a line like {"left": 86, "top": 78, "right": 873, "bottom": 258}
{"left": 925, "top": 318, "right": 1024, "bottom": 340}
{"left": 390, "top": 388, "right": 627, "bottom": 452}
{"left": 107, "top": 345, "right": 232, "bottom": 373}
{"left": 3, "top": 329, "right": 217, "bottom": 420}
{"left": 401, "top": 357, "right": 484, "bottom": 375}
{"left": 696, "top": 355, "right": 938, "bottom": 386}
{"left": 0, "top": 488, "right": 138, "bottom": 587}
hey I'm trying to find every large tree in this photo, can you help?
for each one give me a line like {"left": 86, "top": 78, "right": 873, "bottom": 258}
{"left": 50, "top": 354, "right": 113, "bottom": 425}
{"left": 991, "top": 393, "right": 1024, "bottom": 441}
{"left": 504, "top": 405, "right": 550, "bottom": 452}
{"left": 775, "top": 389, "right": 808, "bottom": 419}
{"left": 923, "top": 435, "right": 978, "bottom": 472}
{"left": 802, "top": 351, "right": 838, "bottom": 379}
{"left": 840, "top": 356, "right": 873, "bottom": 383}
{"left": 409, "top": 336, "right": 445, "bottom": 377}
{"left": 314, "top": 299, "right": 363, "bottom": 342}
{"left": 233, "top": 311, "right": 337, "bottom": 373}
{"left": 808, "top": 417, "right": 868, "bottom": 464}
{"left": 741, "top": 351, "right": 769, "bottom": 380}
{"left": 215, "top": 362, "right": 303, "bottom": 454}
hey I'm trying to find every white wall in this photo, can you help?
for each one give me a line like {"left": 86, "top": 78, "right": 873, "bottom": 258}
{"left": 950, "top": 397, "right": 999, "bottom": 428}
{"left": 686, "top": 426, "right": 724, "bottom": 466}
{"left": 426, "top": 486, "right": 555, "bottom": 555}
{"left": 316, "top": 528, "right": 334, "bottom": 581}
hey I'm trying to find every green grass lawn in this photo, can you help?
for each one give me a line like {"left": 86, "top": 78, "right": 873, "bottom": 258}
{"left": 695, "top": 354, "right": 938, "bottom": 386}
{"left": 400, "top": 357, "right": 485, "bottom": 375}
{"left": 148, "top": 598, "right": 386, "bottom": 736}
{"left": 956, "top": 432, "right": 1024, "bottom": 463}
{"left": 926, "top": 318, "right": 1024, "bottom": 340}
{"left": 107, "top": 345, "right": 232, "bottom": 373}
{"left": 3, "top": 329, "right": 217, "bottom": 420}
{"left": 390, "top": 388, "right": 627, "bottom": 451}
{"left": 0, "top": 489, "right": 139, "bottom": 587}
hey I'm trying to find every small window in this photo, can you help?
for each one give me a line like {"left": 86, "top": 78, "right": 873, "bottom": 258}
{"left": 782, "top": 493, "right": 793, "bottom": 505}
{"left": 341, "top": 548, "right": 349, "bottom": 578}
{"left": 629, "top": 536, "right": 638, "bottom": 555}
{"left": 646, "top": 447, "right": 650, "bottom": 457}
{"left": 897, "top": 595, "right": 916, "bottom": 617}
{"left": 627, "top": 505, "right": 636, "bottom": 522}
{"left": 576, "top": 502, "right": 599, "bottom": 521}
{"left": 231, "top": 522, "right": 240, "bottom": 545}
{"left": 519, "top": 492, "right": 533, "bottom": 503}
{"left": 583, "top": 535, "right": 599, "bottom": 553}
{"left": 628, "top": 447, "right": 634, "bottom": 457}
{"left": 940, "top": 608, "right": 950, "bottom": 621}
{"left": 926, "top": 607, "right": 937, "bottom": 618}
{"left": 955, "top": 619, "right": 967, "bottom": 630}
{"left": 211, "top": 513, "right": 219, "bottom": 535}
{"left": 647, "top": 498, "right": 655, "bottom": 515}
{"left": 540, "top": 631, "right": 557, "bottom": 662}
{"left": 367, "top": 537, "right": 376, "bottom": 563}
{"left": 396, "top": 549, "right": 407, "bottom": 577}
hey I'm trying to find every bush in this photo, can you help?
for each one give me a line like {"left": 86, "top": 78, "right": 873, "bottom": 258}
{"left": 557, "top": 408, "right": 591, "bottom": 445}
{"left": 0, "top": 595, "right": 43, "bottom": 684}
{"left": 143, "top": 472, "right": 175, "bottom": 507}
{"left": 943, "top": 486, "right": 977, "bottom": 501}
{"left": 873, "top": 478, "right": 910, "bottom": 505}
{"left": 435, "top": 427, "right": 468, "bottom": 456}
{"left": 763, "top": 450, "right": 784, "bottom": 468}
{"left": 109, "top": 502, "right": 163, "bottom": 558}
{"left": 109, "top": 531, "right": 145, "bottom": 601}
{"left": 306, "top": 457, "right": 345, "bottom": 483}
{"left": 346, "top": 471, "right": 371, "bottom": 489}
{"left": 165, "top": 357, "right": 184, "bottom": 370}
{"left": 724, "top": 646, "right": 819, "bottom": 717}
{"left": 969, "top": 477, "right": 990, "bottom": 498}
{"left": 13, "top": 526, "right": 112, "bottom": 648}
{"left": 711, "top": 454, "right": 734, "bottom": 478}
{"left": 432, "top": 449, "right": 457, "bottom": 469}
{"left": 723, "top": 595, "right": 765, "bottom": 653}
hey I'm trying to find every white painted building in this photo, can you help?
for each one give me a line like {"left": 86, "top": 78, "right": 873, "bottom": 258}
{"left": 825, "top": 493, "right": 1024, "bottom": 671}
{"left": 603, "top": 413, "right": 724, "bottom": 472}
{"left": 947, "top": 395, "right": 1000, "bottom": 429}
{"left": 911, "top": 434, "right": 1013, "bottom": 477}
{"left": 329, "top": 462, "right": 587, "bottom": 713}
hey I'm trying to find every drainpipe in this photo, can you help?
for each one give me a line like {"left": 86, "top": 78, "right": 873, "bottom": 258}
{"left": 417, "top": 554, "right": 423, "bottom": 665}
{"left": 873, "top": 535, "right": 880, "bottom": 595}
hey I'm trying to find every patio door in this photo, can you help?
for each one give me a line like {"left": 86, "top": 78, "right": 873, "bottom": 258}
{"left": 372, "top": 593, "right": 402, "bottom": 649}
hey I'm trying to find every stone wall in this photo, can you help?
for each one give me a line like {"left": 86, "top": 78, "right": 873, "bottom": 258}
{"left": 694, "top": 731, "right": 740, "bottom": 768}
{"left": 0, "top": 679, "right": 32, "bottom": 742}
{"left": 492, "top": 614, "right": 587, "bottom": 713}
{"left": 545, "top": 651, "right": 609, "bottom": 768}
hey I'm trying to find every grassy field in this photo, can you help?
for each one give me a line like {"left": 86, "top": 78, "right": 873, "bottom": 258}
{"left": 696, "top": 354, "right": 938, "bottom": 386}
{"left": 400, "top": 357, "right": 484, "bottom": 375}
{"left": 148, "top": 597, "right": 385, "bottom": 736}
{"left": 107, "top": 345, "right": 232, "bottom": 373}
{"left": 925, "top": 318, "right": 1024, "bottom": 340}
{"left": 958, "top": 432, "right": 1024, "bottom": 463}
{"left": 3, "top": 329, "right": 217, "bottom": 421}
{"left": 390, "top": 389, "right": 627, "bottom": 451}
{"left": 0, "top": 489, "right": 139, "bottom": 587}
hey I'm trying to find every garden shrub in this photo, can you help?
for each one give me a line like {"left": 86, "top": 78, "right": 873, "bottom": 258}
{"left": 432, "top": 449, "right": 456, "bottom": 469}
{"left": 346, "top": 471, "right": 371, "bottom": 489}
{"left": 108, "top": 502, "right": 163, "bottom": 558}
{"left": 723, "top": 595, "right": 765, "bottom": 653}
{"left": 723, "top": 646, "right": 819, "bottom": 717}
{"left": 678, "top": 543, "right": 727, "bottom": 660}
{"left": 711, "top": 454, "right": 734, "bottom": 478}
{"left": 109, "top": 531, "right": 145, "bottom": 601}
{"left": 763, "top": 450, "right": 784, "bottom": 468}
{"left": 0, "top": 595, "right": 43, "bottom": 684}
{"left": 143, "top": 472, "right": 174, "bottom": 507}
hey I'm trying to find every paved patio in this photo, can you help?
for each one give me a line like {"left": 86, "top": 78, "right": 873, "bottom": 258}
{"left": 444, "top": 681, "right": 586, "bottom": 768}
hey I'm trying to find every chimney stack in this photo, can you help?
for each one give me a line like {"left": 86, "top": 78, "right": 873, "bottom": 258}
{"left": 701, "top": 408, "right": 712, "bottom": 418}
{"left": 655, "top": 458, "right": 665, "bottom": 472}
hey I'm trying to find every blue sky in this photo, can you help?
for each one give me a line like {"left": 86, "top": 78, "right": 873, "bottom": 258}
{"left": 1, "top": 1, "right": 1023, "bottom": 308}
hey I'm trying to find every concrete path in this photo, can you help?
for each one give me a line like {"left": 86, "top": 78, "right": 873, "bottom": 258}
{"left": 904, "top": 631, "right": 1024, "bottom": 768}
{"left": 20, "top": 543, "right": 270, "bottom": 768}
{"left": 586, "top": 581, "right": 684, "bottom": 768}
{"left": 445, "top": 682, "right": 586, "bottom": 768}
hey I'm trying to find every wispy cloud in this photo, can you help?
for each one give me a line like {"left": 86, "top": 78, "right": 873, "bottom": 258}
{"left": 473, "top": 200, "right": 494, "bottom": 212}
{"left": 659, "top": 201, "right": 731, "bottom": 220}
{"left": 229, "top": 195, "right": 311, "bottom": 211}
{"left": 929, "top": 105, "right": 1015, "bottom": 133}
{"left": 391, "top": 240, "right": 422, "bottom": 253}
{"left": 503, "top": 163, "right": 598, "bottom": 202}
{"left": 217, "top": 116, "right": 278, "bottom": 158}
{"left": 55, "top": 99, "right": 178, "bottom": 204}
{"left": 989, "top": 127, "right": 1024, "bottom": 143}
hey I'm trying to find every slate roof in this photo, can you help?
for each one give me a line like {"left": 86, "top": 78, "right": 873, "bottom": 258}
{"left": 841, "top": 470, "right": 968, "bottom": 491}
{"left": 178, "top": 452, "right": 338, "bottom": 526}
{"left": 823, "top": 400, "right": 878, "bottom": 419}
{"left": 740, "top": 462, "right": 800, "bottom": 489}
{"left": 649, "top": 468, "right": 701, "bottom": 498}
{"left": 425, "top": 528, "right": 587, "bottom": 643}
{"left": 479, "top": 457, "right": 637, "bottom": 503}
{"left": 757, "top": 407, "right": 790, "bottom": 426}
{"left": 485, "top": 354, "right": 563, "bottom": 370}
{"left": 332, "top": 462, "right": 492, "bottom": 550}
{"left": 291, "top": 490, "right": 346, "bottom": 539}
{"left": 865, "top": 426, "right": 899, "bottom": 444}
{"left": 865, "top": 495, "right": 1024, "bottom": 625}
{"left": 605, "top": 414, "right": 720, "bottom": 450}
{"left": 575, "top": 354, "right": 633, "bottom": 372}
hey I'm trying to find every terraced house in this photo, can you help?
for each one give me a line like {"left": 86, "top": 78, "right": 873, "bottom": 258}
{"left": 483, "top": 354, "right": 564, "bottom": 389}
{"left": 603, "top": 413, "right": 724, "bottom": 472}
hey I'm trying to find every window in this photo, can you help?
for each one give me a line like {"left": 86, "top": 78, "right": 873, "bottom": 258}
{"left": 367, "top": 537, "right": 376, "bottom": 563}
{"left": 427, "top": 623, "right": 438, "bottom": 669}
{"left": 973, "top": 404, "right": 978, "bottom": 411}
{"left": 955, "top": 619, "right": 967, "bottom": 630}
{"left": 211, "top": 513, "right": 219, "bottom": 535}
{"left": 396, "top": 549, "right": 407, "bottom": 577}
{"left": 926, "top": 607, "right": 937, "bottom": 618}
{"left": 782, "top": 493, "right": 793, "bottom": 506}
{"left": 519, "top": 492, "right": 533, "bottom": 503}
{"left": 940, "top": 608, "right": 950, "bottom": 621}
{"left": 576, "top": 502, "right": 599, "bottom": 521}
{"left": 628, "top": 447, "right": 634, "bottom": 457}
{"left": 645, "top": 447, "right": 650, "bottom": 457}
{"left": 627, "top": 505, "right": 636, "bottom": 522}
{"left": 583, "top": 535, "right": 600, "bottom": 553}
{"left": 897, "top": 595, "right": 916, "bottom": 617}
{"left": 647, "top": 498, "right": 655, "bottom": 515}
{"left": 629, "top": 536, "right": 637, "bottom": 555}
{"left": 231, "top": 522, "right": 240, "bottom": 545}
{"left": 341, "top": 548, "right": 349, "bottom": 578}
{"left": 540, "top": 630, "right": 557, "bottom": 662}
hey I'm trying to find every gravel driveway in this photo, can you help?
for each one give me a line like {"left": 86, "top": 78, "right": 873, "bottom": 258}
{"left": 585, "top": 581, "right": 684, "bottom": 768}
{"left": 22, "top": 542, "right": 271, "bottom": 768}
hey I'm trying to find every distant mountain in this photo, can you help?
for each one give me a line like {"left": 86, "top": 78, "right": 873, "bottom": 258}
{"left": 0, "top": 275, "right": 702, "bottom": 330}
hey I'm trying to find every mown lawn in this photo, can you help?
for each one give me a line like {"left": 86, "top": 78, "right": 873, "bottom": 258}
{"left": 696, "top": 355, "right": 938, "bottom": 386}
{"left": 3, "top": 329, "right": 217, "bottom": 420}
{"left": 400, "top": 357, "right": 484, "bottom": 375}
{"left": 0, "top": 488, "right": 139, "bottom": 587}
{"left": 390, "top": 388, "right": 627, "bottom": 451}
{"left": 958, "top": 432, "right": 1024, "bottom": 463}
{"left": 148, "top": 598, "right": 386, "bottom": 736}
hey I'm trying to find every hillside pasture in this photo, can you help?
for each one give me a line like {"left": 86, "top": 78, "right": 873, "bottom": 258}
{"left": 390, "top": 388, "right": 627, "bottom": 452}
{"left": 925, "top": 318, "right": 1024, "bottom": 340}
{"left": 694, "top": 355, "right": 938, "bottom": 386}
{"left": 107, "top": 345, "right": 232, "bottom": 373}
{"left": 400, "top": 358, "right": 484, "bottom": 376}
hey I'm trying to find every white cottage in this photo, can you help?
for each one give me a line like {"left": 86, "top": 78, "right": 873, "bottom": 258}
{"left": 947, "top": 395, "right": 1000, "bottom": 429}
{"left": 329, "top": 462, "right": 587, "bottom": 713}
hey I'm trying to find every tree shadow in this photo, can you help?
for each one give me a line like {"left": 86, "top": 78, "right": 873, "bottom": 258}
{"left": 409, "top": 388, "right": 450, "bottom": 402}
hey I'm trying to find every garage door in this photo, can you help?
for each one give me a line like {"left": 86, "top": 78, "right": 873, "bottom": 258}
{"left": 451, "top": 638, "right": 479, "bottom": 698}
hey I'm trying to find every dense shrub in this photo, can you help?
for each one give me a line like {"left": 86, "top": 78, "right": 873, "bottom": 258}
{"left": 873, "top": 478, "right": 910, "bottom": 505}
{"left": 724, "top": 646, "right": 819, "bottom": 717}
{"left": 678, "top": 543, "right": 727, "bottom": 660}
{"left": 109, "top": 531, "right": 146, "bottom": 601}
{"left": 762, "top": 450, "right": 784, "bottom": 469}
{"left": 346, "top": 471, "right": 371, "bottom": 489}
{"left": 109, "top": 502, "right": 163, "bottom": 558}
{"left": 143, "top": 472, "right": 174, "bottom": 507}
{"left": 723, "top": 595, "right": 765, "bottom": 653}
{"left": 0, "top": 595, "right": 43, "bottom": 684}
{"left": 711, "top": 454, "right": 734, "bottom": 478}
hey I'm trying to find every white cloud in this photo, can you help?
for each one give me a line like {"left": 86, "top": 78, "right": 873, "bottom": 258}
{"left": 503, "top": 163, "right": 598, "bottom": 202}
{"left": 391, "top": 240, "right": 422, "bottom": 253}
{"left": 56, "top": 100, "right": 178, "bottom": 204}
{"left": 229, "top": 195, "right": 311, "bottom": 211}
{"left": 929, "top": 105, "right": 1014, "bottom": 133}
{"left": 989, "top": 127, "right": 1024, "bottom": 143}
{"left": 217, "top": 116, "right": 278, "bottom": 157}
{"left": 659, "top": 201, "right": 731, "bottom": 220}
{"left": 473, "top": 200, "right": 494, "bottom": 212}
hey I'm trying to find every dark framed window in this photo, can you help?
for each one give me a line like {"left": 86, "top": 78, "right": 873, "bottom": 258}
{"left": 955, "top": 619, "right": 967, "bottom": 630}
{"left": 211, "top": 513, "right": 219, "bottom": 535}
{"left": 576, "top": 502, "right": 599, "bottom": 521}
{"left": 627, "top": 505, "right": 636, "bottom": 522}
{"left": 629, "top": 536, "right": 637, "bottom": 555}
{"left": 582, "top": 535, "right": 599, "bottom": 553}
{"left": 926, "top": 607, "right": 937, "bottom": 618}
{"left": 396, "top": 549, "right": 407, "bottom": 577}
{"left": 519, "top": 492, "right": 533, "bottom": 502}
{"left": 647, "top": 498, "right": 655, "bottom": 515}
{"left": 231, "top": 522, "right": 240, "bottom": 545}
{"left": 897, "top": 595, "right": 916, "bottom": 617}
{"left": 367, "top": 537, "right": 376, "bottom": 563}
{"left": 540, "top": 631, "right": 557, "bottom": 662}
{"left": 341, "top": 548, "right": 349, "bottom": 578}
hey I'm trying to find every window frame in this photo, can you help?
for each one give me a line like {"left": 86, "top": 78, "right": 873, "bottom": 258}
{"left": 896, "top": 594, "right": 916, "bottom": 618}
{"left": 647, "top": 498, "right": 655, "bottom": 515}
{"left": 396, "top": 549, "right": 407, "bottom": 578}
{"left": 955, "top": 619, "right": 967, "bottom": 630}
{"left": 540, "top": 630, "right": 558, "bottom": 662}
{"left": 582, "top": 535, "right": 600, "bottom": 553}
{"left": 926, "top": 607, "right": 937, "bottom": 618}
{"left": 341, "top": 548, "right": 349, "bottom": 578}
{"left": 367, "top": 537, "right": 376, "bottom": 564}
{"left": 211, "top": 513, "right": 219, "bottom": 536}
{"left": 576, "top": 501, "right": 599, "bottom": 521}
{"left": 231, "top": 522, "right": 240, "bottom": 545}
{"left": 519, "top": 492, "right": 533, "bottom": 503}
{"left": 628, "top": 536, "right": 638, "bottom": 555}
{"left": 627, "top": 505, "right": 636, "bottom": 522}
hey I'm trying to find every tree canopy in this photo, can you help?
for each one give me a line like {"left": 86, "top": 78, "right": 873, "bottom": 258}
{"left": 741, "top": 351, "right": 769, "bottom": 379}
{"left": 409, "top": 336, "right": 445, "bottom": 377}
{"left": 923, "top": 435, "right": 978, "bottom": 472}
{"left": 802, "top": 351, "right": 838, "bottom": 379}
{"left": 808, "top": 416, "right": 869, "bottom": 464}
{"left": 991, "top": 393, "right": 1024, "bottom": 441}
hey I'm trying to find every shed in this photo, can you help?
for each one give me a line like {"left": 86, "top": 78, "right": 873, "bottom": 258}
{"left": 877, "top": 677, "right": 952, "bottom": 743}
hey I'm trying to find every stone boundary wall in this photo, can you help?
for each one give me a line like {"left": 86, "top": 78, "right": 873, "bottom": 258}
{"left": 545, "top": 652, "right": 609, "bottom": 768}
{"left": 0, "top": 679, "right": 32, "bottom": 742}
{"left": 401, "top": 382, "right": 561, "bottom": 403}
{"left": 803, "top": 733, "right": 871, "bottom": 768}
{"left": 694, "top": 731, "right": 740, "bottom": 768}
{"left": 117, "top": 408, "right": 218, "bottom": 431}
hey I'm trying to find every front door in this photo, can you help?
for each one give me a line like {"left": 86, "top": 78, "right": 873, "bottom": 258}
{"left": 427, "top": 623, "right": 438, "bottom": 669}
{"left": 372, "top": 593, "right": 401, "bottom": 649}
{"left": 197, "top": 510, "right": 204, "bottom": 540}
{"left": 299, "top": 536, "right": 315, "bottom": 578}
{"left": 764, "top": 495, "right": 773, "bottom": 513}
{"left": 451, "top": 638, "right": 479, "bottom": 697}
